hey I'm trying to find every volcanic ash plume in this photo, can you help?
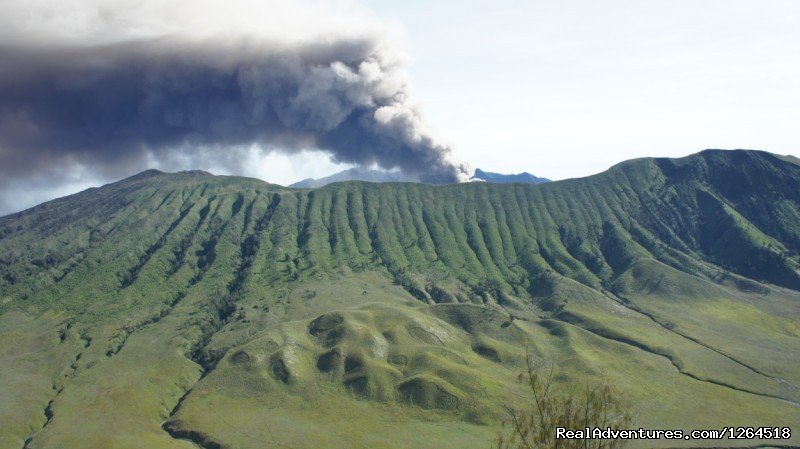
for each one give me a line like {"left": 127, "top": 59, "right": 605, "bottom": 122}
{"left": 0, "top": 0, "right": 471, "bottom": 215}
{"left": 0, "top": 37, "right": 470, "bottom": 184}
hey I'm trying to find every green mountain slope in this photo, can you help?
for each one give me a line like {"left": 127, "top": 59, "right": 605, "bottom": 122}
{"left": 1, "top": 150, "right": 799, "bottom": 449}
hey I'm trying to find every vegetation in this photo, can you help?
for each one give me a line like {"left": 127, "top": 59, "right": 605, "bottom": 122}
{"left": 0, "top": 150, "right": 799, "bottom": 448}
{"left": 496, "top": 356, "right": 631, "bottom": 449}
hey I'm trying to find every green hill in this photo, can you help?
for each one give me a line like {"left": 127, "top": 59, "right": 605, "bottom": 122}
{"left": 1, "top": 150, "right": 799, "bottom": 449}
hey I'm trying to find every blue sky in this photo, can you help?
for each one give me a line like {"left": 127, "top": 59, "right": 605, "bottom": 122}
{"left": 361, "top": 0, "right": 800, "bottom": 179}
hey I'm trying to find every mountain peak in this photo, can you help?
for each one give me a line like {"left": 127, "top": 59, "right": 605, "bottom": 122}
{"left": 122, "top": 169, "right": 214, "bottom": 183}
{"left": 470, "top": 168, "right": 550, "bottom": 184}
{"left": 177, "top": 170, "right": 214, "bottom": 177}
{"left": 127, "top": 169, "right": 164, "bottom": 180}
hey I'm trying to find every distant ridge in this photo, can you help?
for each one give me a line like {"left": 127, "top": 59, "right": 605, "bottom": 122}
{"left": 125, "top": 168, "right": 164, "bottom": 180}
{"left": 470, "top": 168, "right": 550, "bottom": 184}
{"left": 289, "top": 167, "right": 415, "bottom": 188}
{"left": 177, "top": 170, "right": 214, "bottom": 177}
{"left": 120, "top": 169, "right": 212, "bottom": 183}
{"left": 289, "top": 167, "right": 549, "bottom": 188}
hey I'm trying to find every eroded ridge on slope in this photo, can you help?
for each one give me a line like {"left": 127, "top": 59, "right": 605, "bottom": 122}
{"left": 2, "top": 150, "right": 800, "bottom": 448}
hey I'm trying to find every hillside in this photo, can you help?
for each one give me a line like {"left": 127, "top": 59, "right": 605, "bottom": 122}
{"left": 1, "top": 149, "right": 799, "bottom": 449}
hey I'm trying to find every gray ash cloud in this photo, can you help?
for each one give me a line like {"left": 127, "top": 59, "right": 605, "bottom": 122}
{"left": 0, "top": 29, "right": 470, "bottom": 214}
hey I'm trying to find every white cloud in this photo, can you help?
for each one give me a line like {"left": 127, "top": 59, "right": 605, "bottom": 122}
{"left": 239, "top": 148, "right": 354, "bottom": 186}
{"left": 0, "top": 0, "right": 394, "bottom": 45}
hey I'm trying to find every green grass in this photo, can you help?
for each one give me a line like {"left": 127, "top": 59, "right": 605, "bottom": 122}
{"left": 1, "top": 150, "right": 800, "bottom": 448}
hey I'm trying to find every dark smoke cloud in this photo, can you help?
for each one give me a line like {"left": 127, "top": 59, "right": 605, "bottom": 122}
{"left": 0, "top": 36, "right": 470, "bottom": 191}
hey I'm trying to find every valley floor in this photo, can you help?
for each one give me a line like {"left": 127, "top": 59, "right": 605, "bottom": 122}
{"left": 3, "top": 269, "right": 798, "bottom": 449}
